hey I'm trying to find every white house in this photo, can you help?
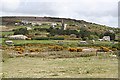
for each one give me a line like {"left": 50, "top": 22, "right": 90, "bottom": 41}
{"left": 51, "top": 23, "right": 57, "bottom": 28}
{"left": 8, "top": 35, "right": 28, "bottom": 40}
{"left": 102, "top": 36, "right": 110, "bottom": 41}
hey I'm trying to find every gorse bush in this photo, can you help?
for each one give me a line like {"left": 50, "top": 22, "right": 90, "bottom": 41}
{"left": 100, "top": 46, "right": 110, "bottom": 52}
{"left": 14, "top": 46, "right": 25, "bottom": 54}
{"left": 68, "top": 48, "right": 77, "bottom": 52}
{"left": 76, "top": 48, "right": 83, "bottom": 52}
{"left": 29, "top": 48, "right": 43, "bottom": 52}
{"left": 48, "top": 45, "right": 64, "bottom": 51}
{"left": 68, "top": 47, "right": 83, "bottom": 52}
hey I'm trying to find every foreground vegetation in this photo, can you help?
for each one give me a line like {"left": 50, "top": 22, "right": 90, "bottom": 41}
{"left": 2, "top": 55, "right": 118, "bottom": 78}
{"left": 1, "top": 47, "right": 118, "bottom": 78}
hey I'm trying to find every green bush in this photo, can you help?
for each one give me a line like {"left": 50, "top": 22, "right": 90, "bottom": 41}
{"left": 14, "top": 44, "right": 25, "bottom": 46}
{"left": 14, "top": 28, "right": 29, "bottom": 35}
{"left": 112, "top": 43, "right": 120, "bottom": 50}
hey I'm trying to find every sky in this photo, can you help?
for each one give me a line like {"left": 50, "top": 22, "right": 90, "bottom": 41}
{"left": 0, "top": 0, "right": 119, "bottom": 27}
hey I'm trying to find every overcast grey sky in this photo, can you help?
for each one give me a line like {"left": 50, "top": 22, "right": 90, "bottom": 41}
{"left": 0, "top": 0, "right": 119, "bottom": 27}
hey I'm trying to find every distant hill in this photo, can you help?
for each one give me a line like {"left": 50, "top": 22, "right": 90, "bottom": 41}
{"left": 1, "top": 16, "right": 119, "bottom": 34}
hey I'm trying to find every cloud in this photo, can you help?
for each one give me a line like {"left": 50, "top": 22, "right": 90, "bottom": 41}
{"left": 1, "top": 0, "right": 119, "bottom": 27}
{"left": 1, "top": 0, "right": 21, "bottom": 11}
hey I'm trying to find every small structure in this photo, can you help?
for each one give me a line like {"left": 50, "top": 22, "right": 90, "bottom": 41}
{"left": 102, "top": 36, "right": 110, "bottom": 41}
{"left": 57, "top": 41, "right": 64, "bottom": 45}
{"left": 31, "top": 23, "right": 36, "bottom": 26}
{"left": 8, "top": 35, "right": 28, "bottom": 40}
{"left": 21, "top": 20, "right": 29, "bottom": 25}
{"left": 15, "top": 23, "right": 20, "bottom": 26}
{"left": 83, "top": 24, "right": 87, "bottom": 27}
{"left": 70, "top": 34, "right": 77, "bottom": 38}
{"left": 98, "top": 39, "right": 103, "bottom": 41}
{"left": 51, "top": 23, "right": 57, "bottom": 28}
{"left": 5, "top": 40, "right": 13, "bottom": 45}
{"left": 92, "top": 40, "right": 95, "bottom": 43}
{"left": 80, "top": 41, "right": 88, "bottom": 44}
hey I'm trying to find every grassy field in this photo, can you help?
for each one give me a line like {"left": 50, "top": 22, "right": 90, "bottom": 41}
{"left": 1, "top": 31, "right": 14, "bottom": 36}
{"left": 1, "top": 38, "right": 114, "bottom": 46}
{"left": 2, "top": 55, "right": 118, "bottom": 78}
{"left": 12, "top": 40, "right": 56, "bottom": 45}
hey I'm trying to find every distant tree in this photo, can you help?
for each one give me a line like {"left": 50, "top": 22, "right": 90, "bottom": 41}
{"left": 83, "top": 37, "right": 89, "bottom": 41}
{"left": 79, "top": 27, "right": 91, "bottom": 39}
{"left": 93, "top": 32, "right": 100, "bottom": 37}
{"left": 14, "top": 28, "right": 29, "bottom": 35}
{"left": 99, "top": 33, "right": 104, "bottom": 39}
{"left": 89, "top": 35, "right": 99, "bottom": 40}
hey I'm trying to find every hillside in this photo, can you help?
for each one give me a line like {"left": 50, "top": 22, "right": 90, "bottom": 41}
{"left": 1, "top": 16, "right": 120, "bottom": 41}
{"left": 1, "top": 16, "right": 119, "bottom": 32}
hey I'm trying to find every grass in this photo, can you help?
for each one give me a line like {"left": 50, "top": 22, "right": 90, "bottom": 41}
{"left": 12, "top": 40, "right": 56, "bottom": 45}
{"left": 2, "top": 56, "right": 118, "bottom": 78}
{"left": 1, "top": 48, "right": 118, "bottom": 78}
{"left": 13, "top": 26, "right": 27, "bottom": 29}
{"left": 1, "top": 39, "right": 57, "bottom": 46}
{"left": 0, "top": 38, "right": 5, "bottom": 44}
{"left": 1, "top": 31, "right": 14, "bottom": 36}
{"left": 32, "top": 25, "right": 50, "bottom": 29}
{"left": 1, "top": 38, "right": 118, "bottom": 48}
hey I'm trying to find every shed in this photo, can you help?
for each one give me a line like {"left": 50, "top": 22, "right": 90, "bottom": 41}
{"left": 80, "top": 41, "right": 88, "bottom": 44}
{"left": 5, "top": 40, "right": 13, "bottom": 45}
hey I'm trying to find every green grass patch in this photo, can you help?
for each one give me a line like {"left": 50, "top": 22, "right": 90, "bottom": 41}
{"left": 12, "top": 40, "right": 56, "bottom": 46}
{"left": 1, "top": 31, "right": 14, "bottom": 35}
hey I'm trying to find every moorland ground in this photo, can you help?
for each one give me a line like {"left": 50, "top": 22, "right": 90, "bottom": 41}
{"left": 1, "top": 50, "right": 118, "bottom": 78}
